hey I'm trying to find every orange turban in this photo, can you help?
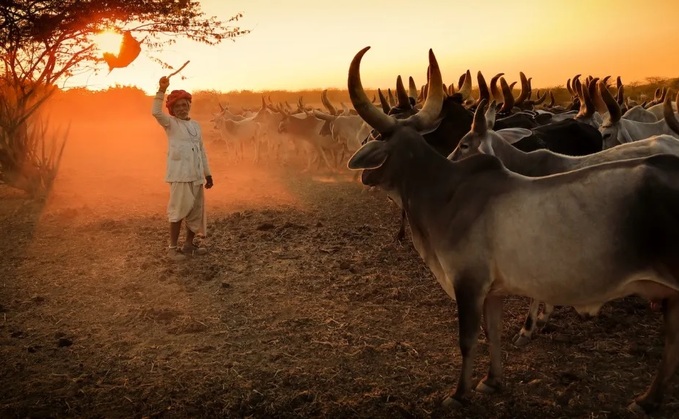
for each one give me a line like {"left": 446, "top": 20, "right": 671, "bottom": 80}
{"left": 165, "top": 90, "right": 192, "bottom": 116}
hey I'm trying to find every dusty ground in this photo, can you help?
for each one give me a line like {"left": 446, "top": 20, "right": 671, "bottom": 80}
{"left": 1, "top": 109, "right": 678, "bottom": 419}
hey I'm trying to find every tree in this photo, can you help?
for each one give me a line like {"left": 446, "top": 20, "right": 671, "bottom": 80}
{"left": 0, "top": 0, "right": 249, "bottom": 197}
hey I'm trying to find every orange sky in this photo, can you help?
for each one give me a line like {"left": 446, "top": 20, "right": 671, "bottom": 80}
{"left": 69, "top": 0, "right": 679, "bottom": 94}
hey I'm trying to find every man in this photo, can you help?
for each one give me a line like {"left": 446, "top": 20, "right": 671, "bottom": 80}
{"left": 152, "top": 76, "right": 213, "bottom": 261}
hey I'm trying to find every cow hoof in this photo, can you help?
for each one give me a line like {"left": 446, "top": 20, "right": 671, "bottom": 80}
{"left": 512, "top": 333, "right": 531, "bottom": 347}
{"left": 475, "top": 380, "right": 498, "bottom": 394}
{"left": 627, "top": 401, "right": 647, "bottom": 415}
{"left": 441, "top": 396, "right": 464, "bottom": 409}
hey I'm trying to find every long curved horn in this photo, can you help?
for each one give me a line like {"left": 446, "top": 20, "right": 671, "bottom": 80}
{"left": 599, "top": 80, "right": 621, "bottom": 123}
{"left": 387, "top": 88, "right": 396, "bottom": 108}
{"left": 533, "top": 90, "right": 547, "bottom": 105}
{"left": 404, "top": 49, "right": 444, "bottom": 131}
{"left": 313, "top": 109, "right": 336, "bottom": 121}
{"left": 583, "top": 79, "right": 598, "bottom": 117}
{"left": 476, "top": 71, "right": 490, "bottom": 104}
{"left": 408, "top": 76, "right": 418, "bottom": 101}
{"left": 665, "top": 90, "right": 679, "bottom": 136}
{"left": 499, "top": 77, "right": 515, "bottom": 113}
{"left": 589, "top": 77, "right": 608, "bottom": 115}
{"left": 348, "top": 47, "right": 396, "bottom": 133}
{"left": 458, "top": 69, "right": 472, "bottom": 101}
{"left": 572, "top": 74, "right": 582, "bottom": 98}
{"left": 616, "top": 84, "right": 625, "bottom": 106}
{"left": 566, "top": 78, "right": 574, "bottom": 98}
{"left": 321, "top": 89, "right": 338, "bottom": 115}
{"left": 395, "top": 75, "right": 410, "bottom": 109}
{"left": 654, "top": 87, "right": 662, "bottom": 102}
{"left": 377, "top": 88, "right": 390, "bottom": 113}
{"left": 490, "top": 73, "right": 505, "bottom": 103}
{"left": 548, "top": 90, "right": 555, "bottom": 108}
{"left": 515, "top": 72, "right": 530, "bottom": 105}
{"left": 472, "top": 99, "right": 489, "bottom": 135}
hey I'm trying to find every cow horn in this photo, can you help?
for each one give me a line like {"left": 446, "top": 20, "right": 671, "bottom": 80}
{"left": 405, "top": 49, "right": 444, "bottom": 131}
{"left": 499, "top": 77, "right": 515, "bottom": 113}
{"left": 476, "top": 71, "right": 490, "bottom": 105}
{"left": 377, "top": 88, "right": 390, "bottom": 113}
{"left": 589, "top": 77, "right": 608, "bottom": 115}
{"left": 584, "top": 79, "right": 598, "bottom": 117}
{"left": 387, "top": 88, "right": 396, "bottom": 108}
{"left": 532, "top": 90, "right": 546, "bottom": 106}
{"left": 490, "top": 73, "right": 505, "bottom": 104}
{"left": 321, "top": 89, "right": 338, "bottom": 115}
{"left": 458, "top": 70, "right": 472, "bottom": 101}
{"left": 473, "top": 99, "right": 489, "bottom": 135}
{"left": 548, "top": 90, "right": 555, "bottom": 108}
{"left": 566, "top": 78, "right": 573, "bottom": 98}
{"left": 616, "top": 84, "right": 625, "bottom": 106}
{"left": 599, "top": 80, "right": 621, "bottom": 123}
{"left": 572, "top": 74, "right": 582, "bottom": 97}
{"left": 408, "top": 76, "right": 418, "bottom": 101}
{"left": 313, "top": 109, "right": 336, "bottom": 121}
{"left": 348, "top": 47, "right": 396, "bottom": 133}
{"left": 663, "top": 90, "right": 679, "bottom": 136}
{"left": 515, "top": 72, "right": 530, "bottom": 105}
{"left": 654, "top": 88, "right": 662, "bottom": 101}
{"left": 396, "top": 75, "right": 411, "bottom": 109}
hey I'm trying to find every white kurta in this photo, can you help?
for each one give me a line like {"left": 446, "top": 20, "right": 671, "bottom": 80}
{"left": 152, "top": 92, "right": 211, "bottom": 235}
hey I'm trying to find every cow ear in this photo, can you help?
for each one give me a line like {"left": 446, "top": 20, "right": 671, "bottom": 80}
{"left": 495, "top": 127, "right": 532, "bottom": 145}
{"left": 347, "top": 140, "right": 388, "bottom": 170}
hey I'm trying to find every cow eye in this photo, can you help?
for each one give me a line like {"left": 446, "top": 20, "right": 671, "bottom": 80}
{"left": 460, "top": 143, "right": 469, "bottom": 150}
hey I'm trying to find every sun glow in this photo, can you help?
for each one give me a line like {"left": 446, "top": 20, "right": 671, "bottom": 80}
{"left": 92, "top": 30, "right": 123, "bottom": 55}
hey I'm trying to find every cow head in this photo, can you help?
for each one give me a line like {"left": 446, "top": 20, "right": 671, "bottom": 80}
{"left": 449, "top": 99, "right": 496, "bottom": 161}
{"left": 347, "top": 46, "right": 443, "bottom": 187}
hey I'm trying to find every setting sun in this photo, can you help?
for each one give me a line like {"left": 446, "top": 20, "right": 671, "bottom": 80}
{"left": 92, "top": 29, "right": 123, "bottom": 55}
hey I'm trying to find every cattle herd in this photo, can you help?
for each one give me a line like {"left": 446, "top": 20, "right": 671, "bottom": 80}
{"left": 212, "top": 46, "right": 679, "bottom": 414}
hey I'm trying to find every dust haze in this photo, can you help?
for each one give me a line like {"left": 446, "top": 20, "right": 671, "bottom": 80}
{"left": 40, "top": 88, "right": 347, "bottom": 223}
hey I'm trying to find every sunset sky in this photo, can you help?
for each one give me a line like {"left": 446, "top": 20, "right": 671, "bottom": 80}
{"left": 72, "top": 0, "right": 679, "bottom": 95}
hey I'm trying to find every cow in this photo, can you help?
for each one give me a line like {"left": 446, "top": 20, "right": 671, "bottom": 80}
{"left": 599, "top": 83, "right": 679, "bottom": 149}
{"left": 347, "top": 45, "right": 679, "bottom": 414}
{"left": 277, "top": 109, "right": 344, "bottom": 172}
{"left": 450, "top": 99, "right": 679, "bottom": 345}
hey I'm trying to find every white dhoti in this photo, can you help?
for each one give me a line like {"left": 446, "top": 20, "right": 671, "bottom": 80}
{"left": 167, "top": 182, "right": 206, "bottom": 236}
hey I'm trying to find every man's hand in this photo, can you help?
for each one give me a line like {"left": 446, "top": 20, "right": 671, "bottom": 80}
{"left": 158, "top": 76, "right": 170, "bottom": 92}
{"left": 205, "top": 176, "right": 213, "bottom": 189}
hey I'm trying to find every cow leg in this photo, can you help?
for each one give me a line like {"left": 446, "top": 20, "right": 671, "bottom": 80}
{"left": 537, "top": 303, "right": 555, "bottom": 328}
{"left": 477, "top": 294, "right": 504, "bottom": 393}
{"left": 394, "top": 209, "right": 407, "bottom": 244}
{"left": 513, "top": 298, "right": 540, "bottom": 347}
{"left": 442, "top": 278, "right": 484, "bottom": 408}
{"left": 629, "top": 296, "right": 679, "bottom": 414}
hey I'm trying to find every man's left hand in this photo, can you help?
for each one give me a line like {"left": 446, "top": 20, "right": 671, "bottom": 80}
{"left": 205, "top": 176, "right": 213, "bottom": 189}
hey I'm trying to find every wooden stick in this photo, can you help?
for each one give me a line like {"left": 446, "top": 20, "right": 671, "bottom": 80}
{"left": 168, "top": 60, "right": 190, "bottom": 78}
